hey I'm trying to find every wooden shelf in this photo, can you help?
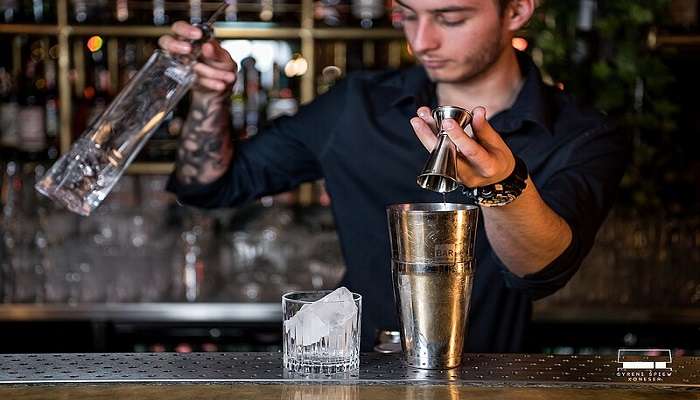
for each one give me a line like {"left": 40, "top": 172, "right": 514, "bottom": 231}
{"left": 655, "top": 34, "right": 700, "bottom": 47}
{"left": 0, "top": 24, "right": 404, "bottom": 40}
{"left": 312, "top": 27, "right": 404, "bottom": 40}
{"left": 127, "top": 162, "right": 174, "bottom": 175}
{"left": 0, "top": 24, "right": 59, "bottom": 35}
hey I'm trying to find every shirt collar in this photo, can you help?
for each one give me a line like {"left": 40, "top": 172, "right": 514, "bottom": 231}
{"left": 387, "top": 51, "right": 555, "bottom": 135}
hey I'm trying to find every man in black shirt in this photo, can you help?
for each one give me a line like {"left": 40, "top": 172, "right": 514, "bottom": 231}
{"left": 159, "top": 0, "right": 629, "bottom": 352}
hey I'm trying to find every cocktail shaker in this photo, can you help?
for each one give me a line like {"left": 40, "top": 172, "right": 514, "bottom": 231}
{"left": 387, "top": 203, "right": 479, "bottom": 369}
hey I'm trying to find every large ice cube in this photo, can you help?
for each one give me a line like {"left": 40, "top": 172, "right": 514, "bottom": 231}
{"left": 285, "top": 287, "right": 358, "bottom": 348}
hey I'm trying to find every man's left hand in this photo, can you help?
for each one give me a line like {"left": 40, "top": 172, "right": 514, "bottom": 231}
{"left": 411, "top": 106, "right": 516, "bottom": 188}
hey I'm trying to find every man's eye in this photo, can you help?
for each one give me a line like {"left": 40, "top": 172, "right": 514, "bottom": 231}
{"left": 402, "top": 13, "right": 418, "bottom": 21}
{"left": 439, "top": 18, "right": 465, "bottom": 27}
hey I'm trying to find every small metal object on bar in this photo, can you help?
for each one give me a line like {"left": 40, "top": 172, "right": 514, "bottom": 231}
{"left": 373, "top": 330, "right": 402, "bottom": 354}
{"left": 416, "top": 105, "right": 472, "bottom": 193}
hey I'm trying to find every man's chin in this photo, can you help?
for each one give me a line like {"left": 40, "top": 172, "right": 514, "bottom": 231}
{"left": 423, "top": 67, "right": 465, "bottom": 83}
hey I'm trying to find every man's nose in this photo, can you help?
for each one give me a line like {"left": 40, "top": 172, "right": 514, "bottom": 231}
{"left": 411, "top": 19, "right": 441, "bottom": 54}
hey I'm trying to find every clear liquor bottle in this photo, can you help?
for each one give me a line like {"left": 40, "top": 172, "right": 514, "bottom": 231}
{"left": 36, "top": 3, "right": 230, "bottom": 216}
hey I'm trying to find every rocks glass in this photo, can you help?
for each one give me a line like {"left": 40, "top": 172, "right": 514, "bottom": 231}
{"left": 282, "top": 288, "right": 362, "bottom": 374}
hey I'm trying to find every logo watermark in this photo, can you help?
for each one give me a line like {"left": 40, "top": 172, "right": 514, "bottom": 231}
{"left": 615, "top": 349, "right": 673, "bottom": 383}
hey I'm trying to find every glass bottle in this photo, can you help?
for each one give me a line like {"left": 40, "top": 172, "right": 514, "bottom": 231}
{"left": 36, "top": 3, "right": 230, "bottom": 216}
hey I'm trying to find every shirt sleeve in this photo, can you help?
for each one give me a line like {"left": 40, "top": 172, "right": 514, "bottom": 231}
{"left": 166, "top": 78, "right": 349, "bottom": 209}
{"left": 499, "top": 122, "right": 631, "bottom": 300}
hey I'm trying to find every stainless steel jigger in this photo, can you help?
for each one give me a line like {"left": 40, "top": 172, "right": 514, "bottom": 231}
{"left": 387, "top": 203, "right": 479, "bottom": 369}
{"left": 417, "top": 106, "right": 473, "bottom": 193}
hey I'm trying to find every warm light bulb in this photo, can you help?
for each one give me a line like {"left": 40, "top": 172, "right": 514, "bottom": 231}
{"left": 87, "top": 36, "right": 103, "bottom": 53}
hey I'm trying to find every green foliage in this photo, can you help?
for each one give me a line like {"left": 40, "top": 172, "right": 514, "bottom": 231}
{"left": 527, "top": 0, "right": 689, "bottom": 214}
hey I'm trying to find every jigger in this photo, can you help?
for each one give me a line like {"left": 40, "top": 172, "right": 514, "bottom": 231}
{"left": 416, "top": 106, "right": 472, "bottom": 193}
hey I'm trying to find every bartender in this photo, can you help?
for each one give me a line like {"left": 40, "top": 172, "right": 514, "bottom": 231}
{"left": 159, "top": 0, "right": 629, "bottom": 351}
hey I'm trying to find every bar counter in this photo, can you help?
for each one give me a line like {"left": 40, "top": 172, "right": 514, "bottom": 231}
{"left": 1, "top": 352, "right": 698, "bottom": 399}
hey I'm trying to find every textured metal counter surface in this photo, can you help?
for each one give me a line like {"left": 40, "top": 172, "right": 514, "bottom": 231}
{"left": 0, "top": 303, "right": 280, "bottom": 322}
{"left": 3, "top": 304, "right": 700, "bottom": 324}
{"left": 0, "top": 352, "right": 698, "bottom": 389}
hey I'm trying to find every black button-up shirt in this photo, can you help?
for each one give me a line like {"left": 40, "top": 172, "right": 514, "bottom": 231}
{"left": 168, "top": 52, "right": 630, "bottom": 352}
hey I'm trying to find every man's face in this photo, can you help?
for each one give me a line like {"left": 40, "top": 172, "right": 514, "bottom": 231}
{"left": 396, "top": 0, "right": 509, "bottom": 83}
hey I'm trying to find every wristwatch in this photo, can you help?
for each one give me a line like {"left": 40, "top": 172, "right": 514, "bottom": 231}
{"left": 464, "top": 156, "right": 529, "bottom": 207}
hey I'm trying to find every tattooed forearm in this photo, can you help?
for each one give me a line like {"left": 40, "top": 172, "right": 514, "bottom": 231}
{"left": 176, "top": 93, "right": 233, "bottom": 185}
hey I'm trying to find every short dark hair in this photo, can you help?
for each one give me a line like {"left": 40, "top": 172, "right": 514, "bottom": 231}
{"left": 497, "top": 0, "right": 513, "bottom": 14}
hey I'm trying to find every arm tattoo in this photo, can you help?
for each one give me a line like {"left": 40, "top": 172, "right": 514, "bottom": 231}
{"left": 176, "top": 94, "right": 233, "bottom": 185}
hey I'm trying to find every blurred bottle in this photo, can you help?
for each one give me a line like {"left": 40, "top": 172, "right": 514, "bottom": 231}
{"left": 225, "top": 0, "right": 238, "bottom": 22}
{"left": 119, "top": 41, "right": 140, "bottom": 89}
{"left": 44, "top": 46, "right": 59, "bottom": 160}
{"left": 16, "top": 39, "right": 48, "bottom": 161}
{"left": 21, "top": 0, "right": 53, "bottom": 23}
{"left": 571, "top": 0, "right": 596, "bottom": 65}
{"left": 241, "top": 56, "right": 265, "bottom": 138}
{"left": 71, "top": 0, "right": 109, "bottom": 24}
{"left": 114, "top": 0, "right": 130, "bottom": 24}
{"left": 152, "top": 0, "right": 169, "bottom": 26}
{"left": 315, "top": 0, "right": 350, "bottom": 27}
{"left": 266, "top": 62, "right": 298, "bottom": 120}
{"left": 0, "top": 67, "right": 20, "bottom": 160}
{"left": 190, "top": 0, "right": 202, "bottom": 24}
{"left": 87, "top": 49, "right": 112, "bottom": 128}
{"left": 260, "top": 0, "right": 274, "bottom": 22}
{"left": 230, "top": 71, "right": 246, "bottom": 138}
{"left": 351, "top": 0, "right": 385, "bottom": 28}
{"left": 0, "top": 0, "right": 19, "bottom": 23}
{"left": 0, "top": 162, "right": 19, "bottom": 303}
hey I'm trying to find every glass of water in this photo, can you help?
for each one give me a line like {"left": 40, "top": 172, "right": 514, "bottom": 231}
{"left": 282, "top": 288, "right": 362, "bottom": 374}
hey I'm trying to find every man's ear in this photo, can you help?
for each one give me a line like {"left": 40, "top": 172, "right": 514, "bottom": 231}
{"left": 505, "top": 0, "right": 535, "bottom": 32}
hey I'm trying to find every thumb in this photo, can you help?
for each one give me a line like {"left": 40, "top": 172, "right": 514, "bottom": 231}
{"left": 202, "top": 42, "right": 236, "bottom": 71}
{"left": 471, "top": 106, "right": 503, "bottom": 148}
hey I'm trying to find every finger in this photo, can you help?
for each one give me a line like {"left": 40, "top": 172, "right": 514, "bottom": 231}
{"left": 416, "top": 106, "right": 438, "bottom": 133}
{"left": 172, "top": 21, "right": 202, "bottom": 40}
{"left": 411, "top": 117, "right": 438, "bottom": 152}
{"left": 196, "top": 76, "right": 229, "bottom": 92}
{"left": 193, "top": 63, "right": 236, "bottom": 84}
{"left": 158, "top": 35, "right": 191, "bottom": 54}
{"left": 471, "top": 106, "right": 505, "bottom": 148}
{"left": 201, "top": 42, "right": 237, "bottom": 71}
{"left": 442, "top": 119, "right": 491, "bottom": 167}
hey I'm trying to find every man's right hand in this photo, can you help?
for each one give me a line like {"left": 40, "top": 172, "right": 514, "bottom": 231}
{"left": 158, "top": 21, "right": 238, "bottom": 97}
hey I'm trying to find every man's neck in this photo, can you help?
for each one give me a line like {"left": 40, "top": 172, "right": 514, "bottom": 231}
{"left": 436, "top": 49, "right": 524, "bottom": 117}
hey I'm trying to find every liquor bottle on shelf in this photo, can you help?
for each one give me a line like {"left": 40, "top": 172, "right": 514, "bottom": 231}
{"left": 87, "top": 49, "right": 113, "bottom": 128}
{"left": 241, "top": 56, "right": 266, "bottom": 138}
{"left": 152, "top": 0, "right": 169, "bottom": 26}
{"left": 21, "top": 0, "right": 54, "bottom": 23}
{"left": 114, "top": 0, "right": 130, "bottom": 24}
{"left": 16, "top": 39, "right": 48, "bottom": 161}
{"left": 43, "top": 50, "right": 59, "bottom": 160}
{"left": 266, "top": 62, "right": 298, "bottom": 120}
{"left": 351, "top": 0, "right": 386, "bottom": 28}
{"left": 230, "top": 71, "right": 246, "bottom": 138}
{"left": 225, "top": 0, "right": 238, "bottom": 22}
{"left": 259, "top": 0, "right": 274, "bottom": 21}
{"left": 314, "top": 0, "right": 350, "bottom": 27}
{"left": 0, "top": 67, "right": 20, "bottom": 160}
{"left": 0, "top": 0, "right": 19, "bottom": 23}
{"left": 71, "top": 0, "right": 109, "bottom": 24}
{"left": 119, "top": 41, "right": 140, "bottom": 89}
{"left": 190, "top": 0, "right": 202, "bottom": 24}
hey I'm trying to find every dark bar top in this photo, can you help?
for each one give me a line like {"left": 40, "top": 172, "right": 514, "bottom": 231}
{"left": 1, "top": 352, "right": 698, "bottom": 399}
